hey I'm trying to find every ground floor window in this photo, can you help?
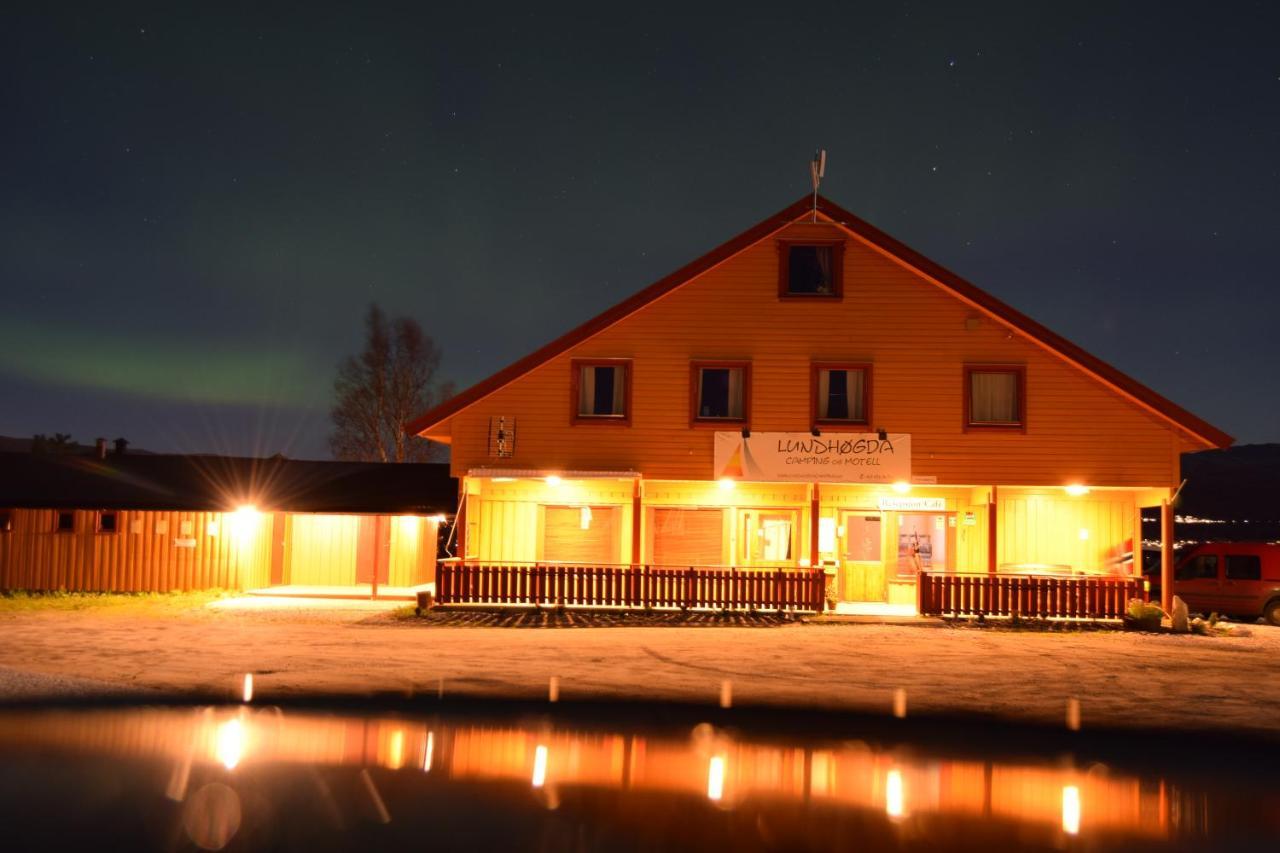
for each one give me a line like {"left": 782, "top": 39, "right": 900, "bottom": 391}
{"left": 739, "top": 509, "right": 797, "bottom": 566}
{"left": 650, "top": 508, "right": 724, "bottom": 567}
{"left": 896, "top": 513, "right": 950, "bottom": 576}
{"left": 541, "top": 505, "right": 619, "bottom": 565}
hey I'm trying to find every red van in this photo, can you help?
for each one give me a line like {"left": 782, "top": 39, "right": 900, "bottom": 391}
{"left": 1167, "top": 543, "right": 1280, "bottom": 625}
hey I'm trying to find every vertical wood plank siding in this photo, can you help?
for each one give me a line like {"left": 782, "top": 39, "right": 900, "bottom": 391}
{"left": 0, "top": 509, "right": 272, "bottom": 593}
{"left": 0, "top": 510, "right": 438, "bottom": 593}
{"left": 438, "top": 222, "right": 1196, "bottom": 486}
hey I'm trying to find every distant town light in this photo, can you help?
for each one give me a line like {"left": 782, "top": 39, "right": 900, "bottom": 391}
{"left": 1065, "top": 484, "right": 1090, "bottom": 497}
{"left": 891, "top": 481, "right": 911, "bottom": 494}
{"left": 718, "top": 477, "right": 736, "bottom": 491}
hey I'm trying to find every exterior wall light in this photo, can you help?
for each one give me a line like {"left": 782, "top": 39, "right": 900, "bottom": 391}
{"left": 892, "top": 481, "right": 911, "bottom": 494}
{"left": 545, "top": 475, "right": 562, "bottom": 487}
{"left": 718, "top": 477, "right": 736, "bottom": 491}
{"left": 1065, "top": 484, "right": 1090, "bottom": 496}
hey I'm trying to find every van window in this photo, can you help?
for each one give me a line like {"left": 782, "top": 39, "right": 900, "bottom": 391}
{"left": 1225, "top": 554, "right": 1262, "bottom": 581}
{"left": 1175, "top": 554, "right": 1217, "bottom": 581}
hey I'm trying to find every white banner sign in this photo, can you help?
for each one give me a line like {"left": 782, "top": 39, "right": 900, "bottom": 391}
{"left": 714, "top": 432, "right": 911, "bottom": 484}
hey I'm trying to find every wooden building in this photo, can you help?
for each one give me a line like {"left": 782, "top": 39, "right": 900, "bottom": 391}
{"left": 408, "top": 194, "right": 1231, "bottom": 616}
{"left": 0, "top": 451, "right": 455, "bottom": 599}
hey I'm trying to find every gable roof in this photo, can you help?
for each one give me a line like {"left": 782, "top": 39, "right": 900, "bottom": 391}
{"left": 0, "top": 452, "right": 457, "bottom": 514}
{"left": 407, "top": 194, "right": 1232, "bottom": 449}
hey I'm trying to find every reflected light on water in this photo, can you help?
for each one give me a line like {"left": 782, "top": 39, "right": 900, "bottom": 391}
{"left": 215, "top": 719, "right": 244, "bottom": 770}
{"left": 0, "top": 707, "right": 1234, "bottom": 849}
{"left": 242, "top": 673, "right": 253, "bottom": 704}
{"left": 531, "top": 744, "right": 548, "bottom": 788}
{"left": 885, "top": 768, "right": 905, "bottom": 819}
{"left": 1062, "top": 784, "right": 1081, "bottom": 835}
{"left": 706, "top": 755, "right": 725, "bottom": 801}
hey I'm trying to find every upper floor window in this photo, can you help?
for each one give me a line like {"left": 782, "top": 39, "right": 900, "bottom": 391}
{"left": 813, "top": 363, "right": 870, "bottom": 426}
{"left": 572, "top": 360, "right": 630, "bottom": 423}
{"left": 0, "top": 511, "right": 11, "bottom": 533}
{"left": 691, "top": 362, "right": 749, "bottom": 424}
{"left": 779, "top": 241, "right": 843, "bottom": 298}
{"left": 98, "top": 511, "right": 119, "bottom": 534}
{"left": 55, "top": 511, "right": 75, "bottom": 533}
{"left": 965, "top": 365, "right": 1025, "bottom": 429}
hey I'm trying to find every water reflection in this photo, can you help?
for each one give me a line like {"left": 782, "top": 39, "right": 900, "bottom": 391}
{"left": 0, "top": 706, "right": 1273, "bottom": 851}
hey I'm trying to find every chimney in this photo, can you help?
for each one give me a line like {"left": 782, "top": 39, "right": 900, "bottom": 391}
{"left": 113, "top": 437, "right": 129, "bottom": 456}
{"left": 95, "top": 438, "right": 108, "bottom": 459}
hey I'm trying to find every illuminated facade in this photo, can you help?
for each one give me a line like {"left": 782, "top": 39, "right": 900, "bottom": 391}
{"left": 412, "top": 195, "right": 1229, "bottom": 612}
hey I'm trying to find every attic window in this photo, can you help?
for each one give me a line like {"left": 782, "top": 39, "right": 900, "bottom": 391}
{"left": 965, "top": 365, "right": 1026, "bottom": 429}
{"left": 779, "top": 241, "right": 843, "bottom": 298}
{"left": 572, "top": 360, "right": 631, "bottom": 423}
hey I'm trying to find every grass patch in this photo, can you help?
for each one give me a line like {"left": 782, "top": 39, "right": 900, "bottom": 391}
{"left": 0, "top": 589, "right": 229, "bottom": 613}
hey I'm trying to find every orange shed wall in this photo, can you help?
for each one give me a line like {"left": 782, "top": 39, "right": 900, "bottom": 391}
{"left": 442, "top": 220, "right": 1196, "bottom": 487}
{"left": 0, "top": 508, "right": 272, "bottom": 593}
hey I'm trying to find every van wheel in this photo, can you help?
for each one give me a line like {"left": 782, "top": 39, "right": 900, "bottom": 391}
{"left": 1264, "top": 599, "right": 1280, "bottom": 627}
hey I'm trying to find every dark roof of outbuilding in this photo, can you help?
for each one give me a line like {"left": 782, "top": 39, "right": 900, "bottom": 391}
{"left": 0, "top": 452, "right": 457, "bottom": 515}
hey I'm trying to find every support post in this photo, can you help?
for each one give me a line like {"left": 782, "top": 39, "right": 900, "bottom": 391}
{"left": 987, "top": 486, "right": 998, "bottom": 574}
{"left": 631, "top": 479, "right": 642, "bottom": 567}
{"left": 1160, "top": 498, "right": 1174, "bottom": 613}
{"left": 809, "top": 483, "right": 820, "bottom": 566}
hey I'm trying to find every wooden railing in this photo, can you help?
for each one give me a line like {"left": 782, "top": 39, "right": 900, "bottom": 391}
{"left": 436, "top": 562, "right": 826, "bottom": 613}
{"left": 917, "top": 571, "right": 1145, "bottom": 620}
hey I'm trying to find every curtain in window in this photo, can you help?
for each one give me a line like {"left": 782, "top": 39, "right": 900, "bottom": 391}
{"left": 577, "top": 366, "right": 595, "bottom": 416}
{"left": 818, "top": 369, "right": 865, "bottom": 421}
{"left": 970, "top": 371, "right": 1019, "bottom": 423}
{"left": 611, "top": 367, "right": 626, "bottom": 415}
{"left": 726, "top": 368, "right": 744, "bottom": 419}
{"left": 815, "top": 246, "right": 833, "bottom": 292}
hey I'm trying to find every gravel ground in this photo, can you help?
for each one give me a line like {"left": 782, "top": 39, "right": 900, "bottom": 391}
{"left": 0, "top": 603, "right": 1277, "bottom": 736}
{"left": 0, "top": 664, "right": 153, "bottom": 701}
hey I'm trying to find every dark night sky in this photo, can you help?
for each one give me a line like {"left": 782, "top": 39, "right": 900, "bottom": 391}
{"left": 2, "top": 2, "right": 1277, "bottom": 458}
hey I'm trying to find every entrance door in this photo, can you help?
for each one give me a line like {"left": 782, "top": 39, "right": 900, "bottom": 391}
{"left": 840, "top": 512, "right": 885, "bottom": 602}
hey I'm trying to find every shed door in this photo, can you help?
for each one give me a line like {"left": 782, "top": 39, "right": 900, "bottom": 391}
{"left": 651, "top": 508, "right": 724, "bottom": 567}
{"left": 542, "top": 506, "right": 619, "bottom": 565}
{"left": 288, "top": 515, "right": 360, "bottom": 586}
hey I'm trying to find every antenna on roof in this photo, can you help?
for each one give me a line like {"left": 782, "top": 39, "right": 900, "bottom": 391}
{"left": 810, "top": 149, "right": 826, "bottom": 223}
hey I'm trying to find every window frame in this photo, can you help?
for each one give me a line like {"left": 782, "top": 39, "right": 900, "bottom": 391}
{"left": 569, "top": 358, "right": 633, "bottom": 426}
{"left": 1225, "top": 554, "right": 1262, "bottom": 581}
{"left": 777, "top": 240, "right": 845, "bottom": 299}
{"left": 689, "top": 360, "right": 752, "bottom": 428}
{"left": 963, "top": 364, "right": 1027, "bottom": 432}
{"left": 54, "top": 511, "right": 75, "bottom": 533}
{"left": 97, "top": 510, "right": 120, "bottom": 534}
{"left": 811, "top": 362, "right": 873, "bottom": 429}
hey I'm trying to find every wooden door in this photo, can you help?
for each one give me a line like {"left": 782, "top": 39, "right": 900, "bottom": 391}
{"left": 840, "top": 512, "right": 885, "bottom": 602}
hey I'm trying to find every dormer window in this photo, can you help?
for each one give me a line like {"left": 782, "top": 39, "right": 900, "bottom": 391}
{"left": 779, "top": 241, "right": 844, "bottom": 298}
{"left": 571, "top": 359, "right": 631, "bottom": 424}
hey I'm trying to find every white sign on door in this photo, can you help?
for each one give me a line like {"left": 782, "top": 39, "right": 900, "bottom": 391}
{"left": 714, "top": 432, "right": 911, "bottom": 484}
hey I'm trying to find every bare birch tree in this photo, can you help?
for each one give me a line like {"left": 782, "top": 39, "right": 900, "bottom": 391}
{"left": 329, "top": 304, "right": 453, "bottom": 463}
